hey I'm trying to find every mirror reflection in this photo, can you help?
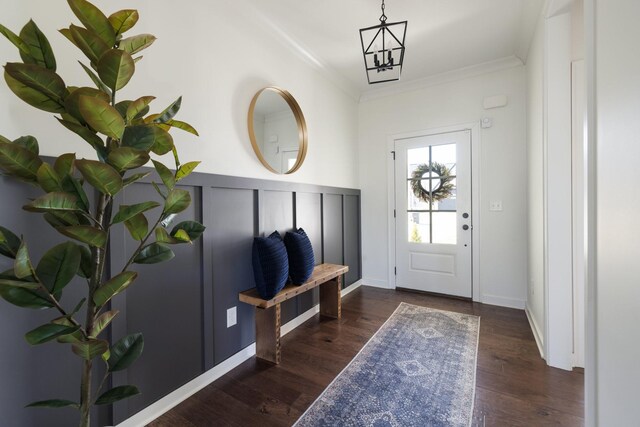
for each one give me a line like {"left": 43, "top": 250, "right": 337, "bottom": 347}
{"left": 248, "top": 87, "right": 307, "bottom": 174}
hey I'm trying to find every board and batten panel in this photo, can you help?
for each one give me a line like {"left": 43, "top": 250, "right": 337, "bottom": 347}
{"left": 209, "top": 187, "right": 257, "bottom": 365}
{"left": 344, "top": 194, "right": 361, "bottom": 286}
{"left": 0, "top": 177, "right": 110, "bottom": 427}
{"left": 294, "top": 192, "right": 323, "bottom": 312}
{"left": 323, "top": 194, "right": 344, "bottom": 287}
{"left": 110, "top": 183, "right": 204, "bottom": 423}
{"left": 262, "top": 190, "right": 297, "bottom": 323}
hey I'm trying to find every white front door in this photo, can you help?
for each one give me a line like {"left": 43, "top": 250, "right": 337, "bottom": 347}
{"left": 394, "top": 130, "right": 472, "bottom": 297}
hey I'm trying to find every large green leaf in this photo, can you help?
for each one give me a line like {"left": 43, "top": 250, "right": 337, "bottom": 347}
{"left": 151, "top": 160, "right": 174, "bottom": 190}
{"left": 13, "top": 135, "right": 39, "bottom": 154}
{"left": 0, "top": 142, "right": 42, "bottom": 183}
{"left": 166, "top": 119, "right": 199, "bottom": 136}
{"left": 112, "top": 201, "right": 159, "bottom": 224}
{"left": 14, "top": 241, "right": 35, "bottom": 279}
{"left": 124, "top": 213, "right": 147, "bottom": 241}
{"left": 121, "top": 125, "right": 169, "bottom": 152}
{"left": 3, "top": 71, "right": 65, "bottom": 113}
{"left": 155, "top": 227, "right": 184, "bottom": 244}
{"left": 0, "top": 278, "right": 39, "bottom": 289}
{"left": 154, "top": 96, "right": 182, "bottom": 124}
{"left": 71, "top": 339, "right": 109, "bottom": 360}
{"left": 43, "top": 212, "right": 79, "bottom": 229}
{"left": 0, "top": 286, "right": 53, "bottom": 309}
{"left": 37, "top": 162, "right": 63, "bottom": 192}
{"left": 114, "top": 100, "right": 132, "bottom": 119}
{"left": 98, "top": 49, "right": 135, "bottom": 92}
{"left": 23, "top": 192, "right": 79, "bottom": 213}
{"left": 107, "top": 147, "right": 149, "bottom": 172}
{"left": 68, "top": 0, "right": 116, "bottom": 46}
{"left": 75, "top": 159, "right": 123, "bottom": 196}
{"left": 78, "top": 61, "right": 110, "bottom": 95}
{"left": 171, "top": 221, "right": 206, "bottom": 241}
{"left": 78, "top": 96, "right": 125, "bottom": 140}
{"left": 163, "top": 188, "right": 191, "bottom": 215}
{"left": 90, "top": 309, "right": 119, "bottom": 338}
{"left": 60, "top": 175, "right": 90, "bottom": 212}
{"left": 77, "top": 245, "right": 92, "bottom": 279}
{"left": 134, "top": 243, "right": 174, "bottom": 265}
{"left": 108, "top": 333, "right": 143, "bottom": 372}
{"left": 26, "top": 399, "right": 79, "bottom": 409}
{"left": 68, "top": 24, "right": 110, "bottom": 64}
{"left": 56, "top": 119, "right": 106, "bottom": 159}
{"left": 0, "top": 226, "right": 21, "bottom": 258}
{"left": 57, "top": 225, "right": 107, "bottom": 248}
{"left": 109, "top": 10, "right": 139, "bottom": 37}
{"left": 64, "top": 87, "right": 110, "bottom": 123}
{"left": 0, "top": 23, "right": 31, "bottom": 55}
{"left": 150, "top": 127, "right": 174, "bottom": 155}
{"left": 95, "top": 385, "right": 140, "bottom": 405}
{"left": 35, "top": 242, "right": 81, "bottom": 293}
{"left": 4, "top": 63, "right": 68, "bottom": 103}
{"left": 54, "top": 153, "right": 76, "bottom": 177}
{"left": 126, "top": 96, "right": 154, "bottom": 122}
{"left": 93, "top": 271, "right": 137, "bottom": 307}
{"left": 25, "top": 323, "right": 80, "bottom": 345}
{"left": 175, "top": 161, "right": 200, "bottom": 182}
{"left": 118, "top": 34, "right": 156, "bottom": 55}
{"left": 19, "top": 20, "right": 56, "bottom": 70}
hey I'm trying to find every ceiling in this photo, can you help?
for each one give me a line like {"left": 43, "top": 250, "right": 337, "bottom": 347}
{"left": 241, "top": 0, "right": 545, "bottom": 97}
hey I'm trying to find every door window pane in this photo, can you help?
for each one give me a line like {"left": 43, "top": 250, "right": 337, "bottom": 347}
{"left": 407, "top": 181, "right": 430, "bottom": 210}
{"left": 432, "top": 178, "right": 457, "bottom": 211}
{"left": 431, "top": 143, "right": 457, "bottom": 175}
{"left": 432, "top": 212, "right": 457, "bottom": 244}
{"left": 407, "top": 147, "right": 429, "bottom": 178}
{"left": 408, "top": 213, "right": 430, "bottom": 243}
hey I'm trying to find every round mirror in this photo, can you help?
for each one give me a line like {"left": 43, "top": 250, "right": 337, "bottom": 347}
{"left": 248, "top": 87, "right": 308, "bottom": 174}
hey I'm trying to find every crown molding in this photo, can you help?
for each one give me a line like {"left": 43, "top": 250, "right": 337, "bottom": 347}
{"left": 359, "top": 55, "right": 524, "bottom": 103}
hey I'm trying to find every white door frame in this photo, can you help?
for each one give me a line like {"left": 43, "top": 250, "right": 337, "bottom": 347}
{"left": 387, "top": 122, "right": 482, "bottom": 301}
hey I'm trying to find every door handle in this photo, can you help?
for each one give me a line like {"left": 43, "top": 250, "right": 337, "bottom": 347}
{"left": 462, "top": 224, "right": 469, "bottom": 231}
{"left": 462, "top": 213, "right": 469, "bottom": 219}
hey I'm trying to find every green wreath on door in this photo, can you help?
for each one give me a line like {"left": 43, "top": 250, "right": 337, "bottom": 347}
{"left": 410, "top": 162, "right": 455, "bottom": 203}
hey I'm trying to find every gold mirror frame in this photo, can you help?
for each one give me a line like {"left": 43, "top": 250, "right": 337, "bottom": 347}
{"left": 248, "top": 87, "right": 308, "bottom": 174}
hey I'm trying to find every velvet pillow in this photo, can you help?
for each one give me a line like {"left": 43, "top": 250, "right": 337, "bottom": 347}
{"left": 252, "top": 231, "right": 289, "bottom": 300}
{"left": 284, "top": 228, "right": 315, "bottom": 285}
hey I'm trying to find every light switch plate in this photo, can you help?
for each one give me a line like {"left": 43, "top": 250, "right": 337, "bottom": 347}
{"left": 489, "top": 200, "right": 503, "bottom": 211}
{"left": 227, "top": 307, "right": 237, "bottom": 328}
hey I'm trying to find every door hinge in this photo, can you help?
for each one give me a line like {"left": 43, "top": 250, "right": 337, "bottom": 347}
{"left": 394, "top": 267, "right": 397, "bottom": 275}
{"left": 391, "top": 151, "right": 396, "bottom": 160}
{"left": 393, "top": 209, "right": 396, "bottom": 218}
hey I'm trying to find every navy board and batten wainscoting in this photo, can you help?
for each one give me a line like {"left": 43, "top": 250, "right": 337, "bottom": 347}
{"left": 0, "top": 161, "right": 361, "bottom": 427}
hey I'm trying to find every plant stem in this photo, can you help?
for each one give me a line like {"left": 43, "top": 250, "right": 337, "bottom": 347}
{"left": 79, "top": 359, "right": 93, "bottom": 427}
{"left": 120, "top": 215, "right": 163, "bottom": 273}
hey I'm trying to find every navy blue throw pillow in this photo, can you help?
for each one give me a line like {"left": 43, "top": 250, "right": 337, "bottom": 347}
{"left": 252, "top": 231, "right": 289, "bottom": 300}
{"left": 284, "top": 228, "right": 315, "bottom": 285}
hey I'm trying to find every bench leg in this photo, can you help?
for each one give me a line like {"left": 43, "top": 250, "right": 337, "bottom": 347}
{"left": 320, "top": 275, "right": 342, "bottom": 319}
{"left": 255, "top": 304, "right": 281, "bottom": 364}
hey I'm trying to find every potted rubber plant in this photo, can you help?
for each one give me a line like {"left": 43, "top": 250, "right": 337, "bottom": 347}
{"left": 0, "top": 1, "right": 204, "bottom": 426}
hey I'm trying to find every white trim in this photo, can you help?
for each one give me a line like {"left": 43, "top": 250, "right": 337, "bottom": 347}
{"left": 116, "top": 280, "right": 363, "bottom": 427}
{"left": 360, "top": 56, "right": 523, "bottom": 103}
{"left": 115, "top": 343, "right": 257, "bottom": 427}
{"left": 387, "top": 122, "right": 482, "bottom": 303}
{"left": 362, "top": 278, "right": 392, "bottom": 289}
{"left": 481, "top": 294, "right": 526, "bottom": 310}
{"left": 526, "top": 303, "right": 546, "bottom": 358}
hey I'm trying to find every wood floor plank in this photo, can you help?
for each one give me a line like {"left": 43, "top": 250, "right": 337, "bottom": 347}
{"left": 150, "top": 286, "right": 584, "bottom": 426}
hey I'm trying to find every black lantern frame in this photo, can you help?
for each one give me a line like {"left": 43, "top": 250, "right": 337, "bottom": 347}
{"left": 359, "top": 0, "right": 407, "bottom": 84}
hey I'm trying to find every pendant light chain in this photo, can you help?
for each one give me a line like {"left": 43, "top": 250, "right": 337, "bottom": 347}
{"left": 380, "top": 0, "right": 388, "bottom": 23}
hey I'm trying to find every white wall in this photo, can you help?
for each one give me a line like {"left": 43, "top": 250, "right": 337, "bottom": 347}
{"left": 358, "top": 65, "right": 528, "bottom": 308}
{"left": 0, "top": 0, "right": 359, "bottom": 188}
{"left": 526, "top": 13, "right": 546, "bottom": 351}
{"left": 589, "top": 0, "right": 640, "bottom": 423}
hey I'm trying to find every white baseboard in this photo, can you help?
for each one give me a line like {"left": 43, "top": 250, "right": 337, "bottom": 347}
{"left": 116, "top": 279, "right": 363, "bottom": 427}
{"left": 525, "top": 304, "right": 545, "bottom": 359}
{"left": 481, "top": 294, "right": 526, "bottom": 310}
{"left": 116, "top": 343, "right": 256, "bottom": 427}
{"left": 361, "top": 278, "right": 391, "bottom": 289}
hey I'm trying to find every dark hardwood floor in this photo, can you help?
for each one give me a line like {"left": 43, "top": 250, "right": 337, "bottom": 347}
{"left": 150, "top": 286, "right": 584, "bottom": 426}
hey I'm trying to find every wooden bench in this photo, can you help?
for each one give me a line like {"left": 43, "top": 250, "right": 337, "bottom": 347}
{"left": 239, "top": 263, "right": 349, "bottom": 364}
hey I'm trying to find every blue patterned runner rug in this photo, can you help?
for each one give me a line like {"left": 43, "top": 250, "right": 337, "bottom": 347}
{"left": 294, "top": 302, "right": 480, "bottom": 427}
